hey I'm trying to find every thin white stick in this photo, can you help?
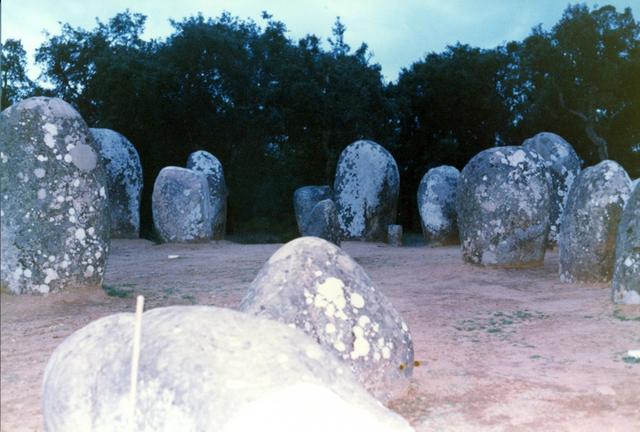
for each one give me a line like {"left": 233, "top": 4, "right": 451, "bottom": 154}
{"left": 130, "top": 295, "right": 144, "bottom": 430}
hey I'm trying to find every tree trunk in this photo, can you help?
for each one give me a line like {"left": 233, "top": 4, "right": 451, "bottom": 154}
{"left": 558, "top": 92, "right": 609, "bottom": 161}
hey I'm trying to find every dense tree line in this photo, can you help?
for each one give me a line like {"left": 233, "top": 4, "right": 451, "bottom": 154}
{"left": 2, "top": 5, "right": 638, "bottom": 240}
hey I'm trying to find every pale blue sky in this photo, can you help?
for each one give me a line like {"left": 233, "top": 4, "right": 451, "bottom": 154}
{"left": 2, "top": 0, "right": 637, "bottom": 82}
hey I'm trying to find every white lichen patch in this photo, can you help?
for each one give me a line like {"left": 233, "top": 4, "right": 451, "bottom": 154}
{"left": 350, "top": 292, "right": 365, "bottom": 308}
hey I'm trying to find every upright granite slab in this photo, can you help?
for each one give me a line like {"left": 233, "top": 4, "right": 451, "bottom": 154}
{"left": 90, "top": 128, "right": 142, "bottom": 238}
{"left": 417, "top": 165, "right": 460, "bottom": 245}
{"left": 612, "top": 185, "right": 640, "bottom": 303}
{"left": 186, "top": 151, "right": 228, "bottom": 240}
{"left": 523, "top": 132, "right": 581, "bottom": 245}
{"left": 0, "top": 97, "right": 110, "bottom": 294}
{"left": 334, "top": 140, "right": 400, "bottom": 241}
{"left": 559, "top": 160, "right": 631, "bottom": 283}
{"left": 456, "top": 146, "right": 551, "bottom": 267}
{"left": 152, "top": 167, "right": 212, "bottom": 242}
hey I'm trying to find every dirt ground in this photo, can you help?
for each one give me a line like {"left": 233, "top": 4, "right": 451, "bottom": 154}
{"left": 1, "top": 239, "right": 639, "bottom": 431}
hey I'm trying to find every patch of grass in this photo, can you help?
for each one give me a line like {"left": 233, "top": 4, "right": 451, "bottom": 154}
{"left": 613, "top": 308, "right": 640, "bottom": 322}
{"left": 181, "top": 294, "right": 196, "bottom": 304}
{"left": 456, "top": 309, "right": 549, "bottom": 339}
{"left": 530, "top": 354, "right": 543, "bottom": 360}
{"left": 102, "top": 284, "right": 134, "bottom": 298}
{"left": 622, "top": 355, "right": 640, "bottom": 364}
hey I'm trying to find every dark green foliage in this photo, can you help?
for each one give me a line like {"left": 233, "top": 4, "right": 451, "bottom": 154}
{"left": 2, "top": 6, "right": 637, "bottom": 239}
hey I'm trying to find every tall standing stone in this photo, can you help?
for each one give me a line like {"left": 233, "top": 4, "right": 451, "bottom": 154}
{"left": 152, "top": 167, "right": 212, "bottom": 242}
{"left": 523, "top": 132, "right": 581, "bottom": 245}
{"left": 559, "top": 160, "right": 631, "bottom": 283}
{"left": 334, "top": 140, "right": 400, "bottom": 241}
{"left": 417, "top": 165, "right": 460, "bottom": 245}
{"left": 612, "top": 185, "right": 640, "bottom": 304}
{"left": 186, "top": 150, "right": 227, "bottom": 240}
{"left": 0, "top": 97, "right": 110, "bottom": 294}
{"left": 241, "top": 237, "right": 414, "bottom": 401}
{"left": 90, "top": 128, "right": 142, "bottom": 238}
{"left": 456, "top": 146, "right": 551, "bottom": 267}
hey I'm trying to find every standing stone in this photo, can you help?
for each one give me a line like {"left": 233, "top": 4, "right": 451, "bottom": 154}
{"left": 90, "top": 128, "right": 142, "bottom": 238}
{"left": 240, "top": 237, "right": 414, "bottom": 402}
{"left": 456, "top": 146, "right": 551, "bottom": 267}
{"left": 559, "top": 160, "right": 631, "bottom": 283}
{"left": 152, "top": 167, "right": 212, "bottom": 242}
{"left": 523, "top": 132, "right": 581, "bottom": 245}
{"left": 334, "top": 140, "right": 400, "bottom": 241}
{"left": 304, "top": 199, "right": 341, "bottom": 245}
{"left": 387, "top": 225, "right": 402, "bottom": 247}
{"left": 42, "top": 306, "right": 413, "bottom": 432}
{"left": 417, "top": 166, "right": 460, "bottom": 245}
{"left": 186, "top": 151, "right": 227, "bottom": 240}
{"left": 612, "top": 186, "right": 640, "bottom": 304}
{"left": 0, "top": 97, "right": 110, "bottom": 294}
{"left": 293, "top": 185, "right": 332, "bottom": 233}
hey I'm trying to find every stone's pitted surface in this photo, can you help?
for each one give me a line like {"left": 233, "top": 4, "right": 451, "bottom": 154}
{"left": 186, "top": 151, "right": 228, "bottom": 240}
{"left": 334, "top": 140, "right": 400, "bottom": 241}
{"left": 240, "top": 237, "right": 414, "bottom": 402}
{"left": 304, "top": 199, "right": 341, "bottom": 245}
{"left": 152, "top": 167, "right": 212, "bottom": 243}
{"left": 417, "top": 166, "right": 460, "bottom": 245}
{"left": 560, "top": 160, "right": 631, "bottom": 283}
{"left": 456, "top": 146, "right": 551, "bottom": 267}
{"left": 42, "top": 306, "right": 413, "bottom": 432}
{"left": 0, "top": 97, "right": 110, "bottom": 294}
{"left": 90, "top": 128, "right": 142, "bottom": 238}
{"left": 293, "top": 185, "right": 333, "bottom": 233}
{"left": 523, "top": 132, "right": 581, "bottom": 245}
{"left": 612, "top": 186, "right": 640, "bottom": 303}
{"left": 387, "top": 225, "right": 402, "bottom": 247}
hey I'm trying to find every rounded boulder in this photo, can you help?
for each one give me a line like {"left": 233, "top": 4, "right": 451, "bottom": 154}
{"left": 293, "top": 185, "right": 332, "bottom": 233}
{"left": 456, "top": 146, "right": 551, "bottom": 267}
{"left": 152, "top": 167, "right": 212, "bottom": 242}
{"left": 559, "top": 160, "right": 631, "bottom": 283}
{"left": 334, "top": 140, "right": 400, "bottom": 241}
{"left": 186, "top": 151, "right": 228, "bottom": 240}
{"left": 612, "top": 185, "right": 640, "bottom": 303}
{"left": 417, "top": 165, "right": 460, "bottom": 245}
{"left": 240, "top": 237, "right": 414, "bottom": 401}
{"left": 0, "top": 97, "right": 110, "bottom": 294}
{"left": 523, "top": 132, "right": 581, "bottom": 245}
{"left": 42, "top": 306, "right": 413, "bottom": 432}
{"left": 90, "top": 128, "right": 142, "bottom": 238}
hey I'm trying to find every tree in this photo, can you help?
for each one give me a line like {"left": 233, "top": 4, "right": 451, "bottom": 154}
{"left": 1, "top": 39, "right": 38, "bottom": 109}
{"left": 508, "top": 5, "right": 640, "bottom": 168}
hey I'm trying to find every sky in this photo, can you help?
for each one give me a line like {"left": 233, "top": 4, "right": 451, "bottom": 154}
{"left": 2, "top": 0, "right": 637, "bottom": 83}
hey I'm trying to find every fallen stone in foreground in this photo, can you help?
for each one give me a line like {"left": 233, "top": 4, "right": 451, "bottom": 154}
{"left": 241, "top": 237, "right": 414, "bottom": 402}
{"left": 42, "top": 306, "right": 413, "bottom": 432}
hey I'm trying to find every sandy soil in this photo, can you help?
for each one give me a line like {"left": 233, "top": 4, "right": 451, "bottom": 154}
{"left": 1, "top": 239, "right": 639, "bottom": 431}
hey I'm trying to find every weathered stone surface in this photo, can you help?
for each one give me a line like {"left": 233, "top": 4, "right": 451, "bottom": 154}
{"left": 612, "top": 185, "right": 640, "bottom": 303}
{"left": 152, "top": 167, "right": 212, "bottom": 242}
{"left": 0, "top": 97, "right": 110, "bottom": 294}
{"left": 304, "top": 199, "right": 341, "bottom": 245}
{"left": 90, "top": 128, "right": 142, "bottom": 239}
{"left": 523, "top": 132, "right": 581, "bottom": 245}
{"left": 417, "top": 166, "right": 460, "bottom": 245}
{"left": 456, "top": 146, "right": 551, "bottom": 267}
{"left": 294, "top": 185, "right": 332, "bottom": 233}
{"left": 559, "top": 160, "right": 631, "bottom": 283}
{"left": 387, "top": 225, "right": 402, "bottom": 247}
{"left": 334, "top": 140, "right": 400, "bottom": 241}
{"left": 42, "top": 306, "right": 413, "bottom": 432}
{"left": 186, "top": 151, "right": 227, "bottom": 240}
{"left": 240, "top": 237, "right": 414, "bottom": 401}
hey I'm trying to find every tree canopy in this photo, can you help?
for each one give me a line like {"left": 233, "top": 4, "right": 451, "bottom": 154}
{"left": 2, "top": 5, "right": 638, "bottom": 239}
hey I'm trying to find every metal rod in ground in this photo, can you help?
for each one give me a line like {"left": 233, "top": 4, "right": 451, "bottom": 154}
{"left": 130, "top": 295, "right": 144, "bottom": 430}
